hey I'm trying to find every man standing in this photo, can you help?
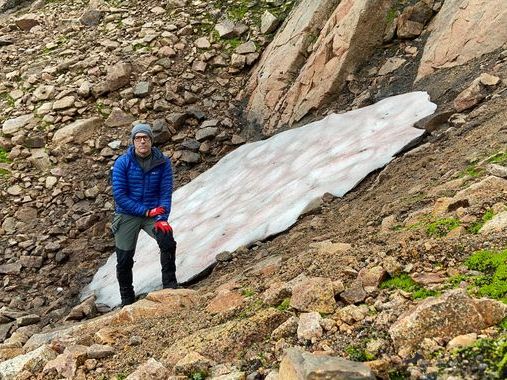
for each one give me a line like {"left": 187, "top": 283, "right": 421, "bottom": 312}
{"left": 111, "top": 123, "right": 177, "bottom": 306}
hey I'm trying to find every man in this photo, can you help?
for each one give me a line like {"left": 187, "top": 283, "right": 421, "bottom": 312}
{"left": 111, "top": 123, "right": 177, "bottom": 306}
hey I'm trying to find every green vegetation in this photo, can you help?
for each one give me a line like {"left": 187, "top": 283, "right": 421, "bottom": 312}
{"left": 388, "top": 369, "right": 410, "bottom": 380}
{"left": 453, "top": 335, "right": 507, "bottom": 378}
{"left": 465, "top": 249, "right": 507, "bottom": 302}
{"left": 228, "top": 3, "right": 249, "bottom": 20}
{"left": 345, "top": 344, "right": 375, "bottom": 362}
{"left": 0, "top": 168, "right": 10, "bottom": 177}
{"left": 467, "top": 209, "right": 494, "bottom": 234}
{"left": 241, "top": 287, "right": 255, "bottom": 297}
{"left": 0, "top": 148, "right": 10, "bottom": 163}
{"left": 237, "top": 299, "right": 263, "bottom": 319}
{"left": 380, "top": 274, "right": 439, "bottom": 300}
{"left": 95, "top": 102, "right": 111, "bottom": 117}
{"left": 225, "top": 37, "right": 243, "bottom": 50}
{"left": 460, "top": 163, "right": 482, "bottom": 178}
{"left": 0, "top": 92, "right": 15, "bottom": 107}
{"left": 488, "top": 151, "right": 507, "bottom": 165}
{"left": 426, "top": 217, "right": 461, "bottom": 238}
{"left": 276, "top": 298, "right": 291, "bottom": 311}
{"left": 190, "top": 371, "right": 208, "bottom": 380}
{"left": 386, "top": 8, "right": 398, "bottom": 24}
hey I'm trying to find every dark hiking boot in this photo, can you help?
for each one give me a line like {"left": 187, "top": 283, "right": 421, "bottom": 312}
{"left": 120, "top": 286, "right": 136, "bottom": 306}
{"left": 162, "top": 281, "right": 178, "bottom": 289}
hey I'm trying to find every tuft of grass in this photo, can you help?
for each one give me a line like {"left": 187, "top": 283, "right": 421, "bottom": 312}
{"left": 0, "top": 148, "right": 10, "bottom": 163}
{"left": 0, "top": 92, "right": 15, "bottom": 107}
{"left": 453, "top": 335, "right": 507, "bottom": 378}
{"left": 426, "top": 218, "right": 461, "bottom": 238}
{"left": 465, "top": 249, "right": 507, "bottom": 301}
{"left": 345, "top": 344, "right": 375, "bottom": 362}
{"left": 467, "top": 209, "right": 494, "bottom": 234}
{"left": 241, "top": 288, "right": 255, "bottom": 297}
{"left": 190, "top": 371, "right": 207, "bottom": 380}
{"left": 380, "top": 274, "right": 437, "bottom": 300}
{"left": 487, "top": 151, "right": 507, "bottom": 165}
{"left": 276, "top": 298, "right": 290, "bottom": 311}
{"left": 386, "top": 8, "right": 398, "bottom": 24}
{"left": 460, "top": 163, "right": 482, "bottom": 178}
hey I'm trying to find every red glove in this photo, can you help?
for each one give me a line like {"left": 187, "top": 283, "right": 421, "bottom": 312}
{"left": 154, "top": 221, "right": 172, "bottom": 234}
{"left": 147, "top": 207, "right": 165, "bottom": 217}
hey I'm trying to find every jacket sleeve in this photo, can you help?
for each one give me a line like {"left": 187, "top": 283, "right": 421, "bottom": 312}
{"left": 156, "top": 159, "right": 173, "bottom": 221}
{"left": 112, "top": 157, "right": 149, "bottom": 217}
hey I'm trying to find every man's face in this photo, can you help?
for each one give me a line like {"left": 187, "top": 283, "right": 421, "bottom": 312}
{"left": 133, "top": 133, "right": 152, "bottom": 157}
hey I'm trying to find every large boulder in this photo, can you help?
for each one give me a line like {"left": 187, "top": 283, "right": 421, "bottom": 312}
{"left": 279, "top": 347, "right": 374, "bottom": 379}
{"left": 417, "top": 0, "right": 507, "bottom": 80}
{"left": 52, "top": 117, "right": 102, "bottom": 144}
{"left": 389, "top": 289, "right": 507, "bottom": 356}
{"left": 244, "top": 0, "right": 340, "bottom": 128}
{"left": 248, "top": 0, "right": 391, "bottom": 134}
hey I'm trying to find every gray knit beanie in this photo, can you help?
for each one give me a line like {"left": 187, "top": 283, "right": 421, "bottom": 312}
{"left": 131, "top": 123, "right": 154, "bottom": 142}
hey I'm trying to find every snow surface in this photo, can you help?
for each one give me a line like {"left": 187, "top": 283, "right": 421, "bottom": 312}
{"left": 82, "top": 92, "right": 436, "bottom": 307}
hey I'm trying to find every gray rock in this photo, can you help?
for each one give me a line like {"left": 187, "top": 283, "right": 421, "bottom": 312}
{"left": 2, "top": 114, "right": 34, "bottom": 136}
{"left": 52, "top": 117, "right": 102, "bottom": 144}
{"left": 235, "top": 41, "right": 256, "bottom": 55}
{"left": 16, "top": 314, "right": 40, "bottom": 327}
{"left": 179, "top": 151, "right": 201, "bottom": 164}
{"left": 195, "top": 127, "right": 218, "bottom": 141}
{"left": 215, "top": 20, "right": 235, "bottom": 38}
{"left": 80, "top": 8, "right": 103, "bottom": 26}
{"left": 180, "top": 139, "right": 200, "bottom": 152}
{"left": 279, "top": 348, "right": 374, "bottom": 379}
{"left": 133, "top": 81, "right": 151, "bottom": 98}
{"left": 105, "top": 108, "right": 135, "bottom": 127}
{"left": 261, "top": 11, "right": 279, "bottom": 34}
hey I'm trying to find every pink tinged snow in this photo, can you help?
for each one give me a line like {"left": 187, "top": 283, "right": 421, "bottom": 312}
{"left": 82, "top": 91, "right": 436, "bottom": 307}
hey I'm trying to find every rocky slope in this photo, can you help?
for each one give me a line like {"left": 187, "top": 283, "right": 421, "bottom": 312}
{"left": 1, "top": 0, "right": 507, "bottom": 379}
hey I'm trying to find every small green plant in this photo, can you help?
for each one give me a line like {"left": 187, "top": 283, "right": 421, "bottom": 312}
{"left": 381, "top": 274, "right": 419, "bottom": 292}
{"left": 345, "top": 344, "right": 375, "bottom": 362}
{"left": 487, "top": 151, "right": 507, "bottom": 165}
{"left": 190, "top": 370, "right": 208, "bottom": 380}
{"left": 228, "top": 4, "right": 248, "bottom": 20}
{"left": 0, "top": 168, "right": 10, "bottom": 177}
{"left": 466, "top": 249, "right": 507, "bottom": 301}
{"left": 225, "top": 37, "right": 243, "bottom": 50}
{"left": 276, "top": 298, "right": 291, "bottom": 311}
{"left": 380, "top": 274, "right": 437, "bottom": 300}
{"left": 426, "top": 218, "right": 461, "bottom": 238}
{"left": 95, "top": 102, "right": 110, "bottom": 117}
{"left": 412, "top": 288, "right": 440, "bottom": 299}
{"left": 460, "top": 163, "right": 482, "bottom": 178}
{"left": 115, "top": 374, "right": 126, "bottom": 380}
{"left": 386, "top": 8, "right": 397, "bottom": 24}
{"left": 467, "top": 209, "right": 494, "bottom": 234}
{"left": 0, "top": 92, "right": 15, "bottom": 107}
{"left": 0, "top": 148, "right": 10, "bottom": 163}
{"left": 241, "top": 287, "right": 255, "bottom": 297}
{"left": 454, "top": 335, "right": 507, "bottom": 378}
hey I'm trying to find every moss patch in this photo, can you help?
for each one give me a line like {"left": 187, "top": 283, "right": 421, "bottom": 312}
{"left": 465, "top": 249, "right": 507, "bottom": 302}
{"left": 380, "top": 274, "right": 439, "bottom": 300}
{"left": 467, "top": 209, "right": 495, "bottom": 234}
{"left": 0, "top": 148, "right": 10, "bottom": 163}
{"left": 426, "top": 218, "right": 461, "bottom": 238}
{"left": 453, "top": 335, "right": 507, "bottom": 378}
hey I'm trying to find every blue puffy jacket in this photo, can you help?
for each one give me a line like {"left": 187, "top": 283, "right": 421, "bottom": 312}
{"left": 112, "top": 146, "right": 173, "bottom": 221}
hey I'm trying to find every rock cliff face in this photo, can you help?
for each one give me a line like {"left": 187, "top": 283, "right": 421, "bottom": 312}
{"left": 0, "top": 0, "right": 26, "bottom": 13}
{"left": 417, "top": 0, "right": 507, "bottom": 80}
{"left": 245, "top": 0, "right": 392, "bottom": 134}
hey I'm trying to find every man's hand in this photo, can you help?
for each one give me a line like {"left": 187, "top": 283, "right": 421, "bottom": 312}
{"left": 154, "top": 221, "right": 172, "bottom": 234}
{"left": 147, "top": 207, "right": 165, "bottom": 217}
